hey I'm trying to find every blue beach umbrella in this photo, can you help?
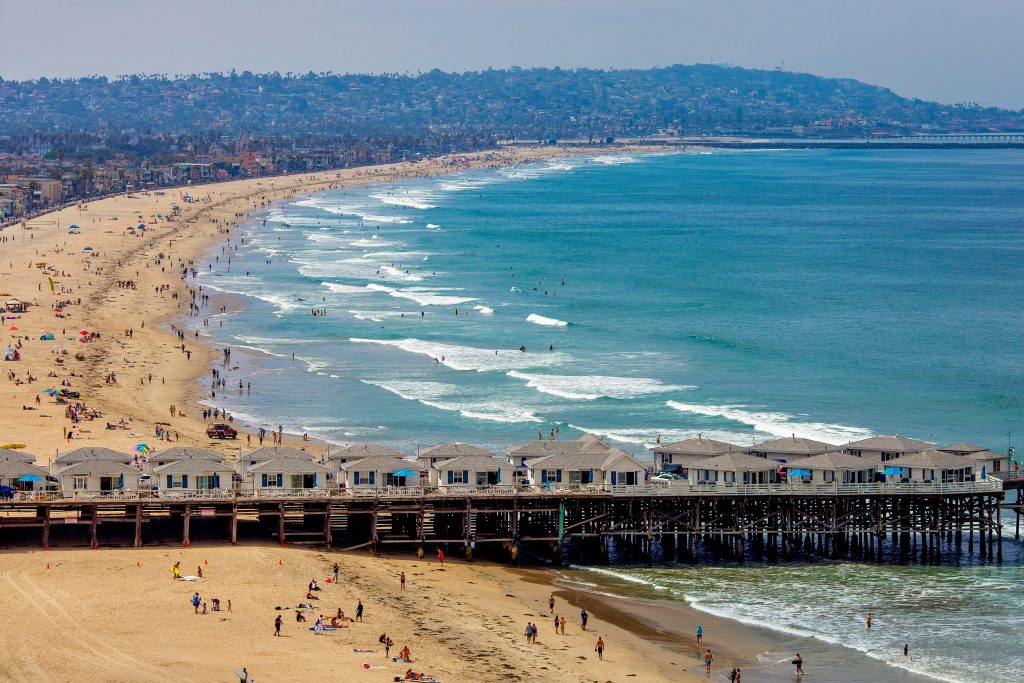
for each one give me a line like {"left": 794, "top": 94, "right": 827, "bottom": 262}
{"left": 18, "top": 474, "right": 45, "bottom": 483}
{"left": 83, "top": 247, "right": 93, "bottom": 251}
{"left": 391, "top": 469, "right": 418, "bottom": 478}
{"left": 69, "top": 224, "right": 79, "bottom": 229}
{"left": 881, "top": 467, "right": 903, "bottom": 476}
{"left": 788, "top": 469, "right": 812, "bottom": 477}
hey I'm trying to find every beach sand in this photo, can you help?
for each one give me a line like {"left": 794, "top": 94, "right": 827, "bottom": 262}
{"left": 0, "top": 545, "right": 716, "bottom": 682}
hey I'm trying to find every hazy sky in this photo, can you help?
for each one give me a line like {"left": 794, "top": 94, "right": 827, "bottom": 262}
{"left": 3, "top": 0, "right": 1021, "bottom": 109}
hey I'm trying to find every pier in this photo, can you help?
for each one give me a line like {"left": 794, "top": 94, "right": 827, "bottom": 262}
{"left": 0, "top": 478, "right": 1009, "bottom": 564}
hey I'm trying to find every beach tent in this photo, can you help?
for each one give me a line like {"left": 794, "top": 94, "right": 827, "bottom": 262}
{"left": 40, "top": 332, "right": 54, "bottom": 340}
{"left": 3, "top": 347, "right": 17, "bottom": 361}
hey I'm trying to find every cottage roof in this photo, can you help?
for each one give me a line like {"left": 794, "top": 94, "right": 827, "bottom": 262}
{"left": 748, "top": 436, "right": 835, "bottom": 455}
{"left": 697, "top": 453, "right": 779, "bottom": 472}
{"left": 528, "top": 448, "right": 642, "bottom": 471}
{"left": 434, "top": 455, "right": 510, "bottom": 471}
{"left": 54, "top": 447, "right": 131, "bottom": 464}
{"left": 508, "top": 434, "right": 612, "bottom": 458}
{"left": 0, "top": 459, "right": 49, "bottom": 478}
{"left": 339, "top": 456, "right": 416, "bottom": 472}
{"left": 153, "top": 459, "right": 234, "bottom": 475}
{"left": 329, "top": 443, "right": 405, "bottom": 461}
{"left": 248, "top": 457, "right": 329, "bottom": 474}
{"left": 57, "top": 460, "right": 140, "bottom": 476}
{"left": 798, "top": 452, "right": 877, "bottom": 471}
{"left": 149, "top": 446, "right": 225, "bottom": 463}
{"left": 0, "top": 448, "right": 37, "bottom": 463}
{"left": 241, "top": 446, "right": 313, "bottom": 462}
{"left": 419, "top": 443, "right": 494, "bottom": 459}
{"left": 960, "top": 449, "right": 1007, "bottom": 461}
{"left": 843, "top": 435, "right": 934, "bottom": 453}
{"left": 886, "top": 449, "right": 974, "bottom": 470}
{"left": 651, "top": 436, "right": 740, "bottom": 456}
{"left": 939, "top": 443, "right": 989, "bottom": 454}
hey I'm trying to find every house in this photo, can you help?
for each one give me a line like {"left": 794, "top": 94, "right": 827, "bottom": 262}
{"left": 937, "top": 444, "right": 1009, "bottom": 479}
{"left": 0, "top": 448, "right": 37, "bottom": 463}
{"left": 746, "top": 436, "right": 834, "bottom": 463}
{"left": 842, "top": 435, "right": 934, "bottom": 463}
{"left": 152, "top": 458, "right": 234, "bottom": 494}
{"left": 690, "top": 453, "right": 778, "bottom": 485}
{"left": 507, "top": 434, "right": 614, "bottom": 479}
{"left": 526, "top": 448, "right": 648, "bottom": 488}
{"left": 432, "top": 456, "right": 514, "bottom": 489}
{"left": 650, "top": 435, "right": 740, "bottom": 468}
{"left": 338, "top": 456, "right": 421, "bottom": 490}
{"left": 883, "top": 450, "right": 974, "bottom": 483}
{"left": 418, "top": 443, "right": 495, "bottom": 468}
{"left": 0, "top": 457, "right": 51, "bottom": 491}
{"left": 327, "top": 444, "right": 405, "bottom": 485}
{"left": 236, "top": 446, "right": 316, "bottom": 470}
{"left": 56, "top": 460, "right": 142, "bottom": 494}
{"left": 794, "top": 451, "right": 877, "bottom": 484}
{"left": 243, "top": 457, "right": 328, "bottom": 493}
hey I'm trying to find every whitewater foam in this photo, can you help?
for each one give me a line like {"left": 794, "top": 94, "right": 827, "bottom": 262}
{"left": 527, "top": 313, "right": 569, "bottom": 327}
{"left": 508, "top": 371, "right": 687, "bottom": 400}
{"left": 365, "top": 283, "right": 474, "bottom": 306}
{"left": 350, "top": 337, "right": 570, "bottom": 372}
{"left": 362, "top": 379, "right": 543, "bottom": 423}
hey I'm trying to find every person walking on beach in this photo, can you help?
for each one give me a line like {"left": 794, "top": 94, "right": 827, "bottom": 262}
{"left": 580, "top": 608, "right": 589, "bottom": 631}
{"left": 274, "top": 614, "right": 282, "bottom": 636}
{"left": 696, "top": 624, "right": 703, "bottom": 647}
{"left": 355, "top": 600, "right": 363, "bottom": 622}
{"left": 437, "top": 548, "right": 445, "bottom": 566}
{"left": 794, "top": 653, "right": 804, "bottom": 675}
{"left": 559, "top": 616, "right": 566, "bottom": 635}
{"left": 548, "top": 594, "right": 555, "bottom": 614}
{"left": 400, "top": 572, "right": 406, "bottom": 590}
{"left": 172, "top": 561, "right": 181, "bottom": 580}
{"left": 595, "top": 636, "right": 605, "bottom": 660}
{"left": 704, "top": 649, "right": 714, "bottom": 674}
{"left": 333, "top": 563, "right": 340, "bottom": 582}
{"left": 192, "top": 592, "right": 201, "bottom": 614}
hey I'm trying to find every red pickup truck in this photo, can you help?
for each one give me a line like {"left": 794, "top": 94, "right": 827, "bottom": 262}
{"left": 206, "top": 423, "right": 238, "bottom": 439}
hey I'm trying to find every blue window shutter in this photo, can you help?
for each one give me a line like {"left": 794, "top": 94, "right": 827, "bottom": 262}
{"left": 311, "top": 473, "right": 317, "bottom": 487}
{"left": 166, "top": 475, "right": 172, "bottom": 488}
{"left": 369, "top": 472, "right": 376, "bottom": 486}
{"left": 277, "top": 474, "right": 283, "bottom": 487}
{"left": 540, "top": 469, "right": 547, "bottom": 483}
{"left": 182, "top": 475, "right": 188, "bottom": 489}
{"left": 463, "top": 470, "right": 468, "bottom": 483}
{"left": 589, "top": 469, "right": 594, "bottom": 483}
{"left": 611, "top": 471, "right": 617, "bottom": 485}
{"left": 261, "top": 473, "right": 268, "bottom": 487}
{"left": 495, "top": 469, "right": 501, "bottom": 483}
{"left": 119, "top": 474, "right": 124, "bottom": 488}
{"left": 354, "top": 472, "right": 360, "bottom": 485}
{"left": 556, "top": 470, "right": 562, "bottom": 483}
{"left": 448, "top": 470, "right": 454, "bottom": 485}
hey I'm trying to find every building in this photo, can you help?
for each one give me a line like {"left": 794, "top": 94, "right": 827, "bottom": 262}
{"left": 431, "top": 456, "right": 514, "bottom": 489}
{"left": 650, "top": 435, "right": 740, "bottom": 468}
{"left": 418, "top": 443, "right": 495, "bottom": 469}
{"left": 55, "top": 460, "right": 142, "bottom": 495}
{"left": 507, "top": 434, "right": 613, "bottom": 479}
{"left": 794, "top": 451, "right": 877, "bottom": 484}
{"left": 746, "top": 436, "right": 835, "bottom": 463}
{"left": 689, "top": 453, "right": 778, "bottom": 485}
{"left": 327, "top": 444, "right": 405, "bottom": 485}
{"left": 152, "top": 458, "right": 234, "bottom": 494}
{"left": 526, "top": 449, "right": 647, "bottom": 488}
{"left": 338, "top": 456, "right": 421, "bottom": 490}
{"left": 0, "top": 457, "right": 51, "bottom": 491}
{"left": 842, "top": 435, "right": 935, "bottom": 462}
{"left": 242, "top": 457, "right": 328, "bottom": 493}
{"left": 883, "top": 450, "right": 974, "bottom": 483}
{"left": 938, "top": 444, "right": 1010, "bottom": 478}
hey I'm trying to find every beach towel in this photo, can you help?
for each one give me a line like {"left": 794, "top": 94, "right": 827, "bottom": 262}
{"left": 352, "top": 648, "right": 374, "bottom": 653}
{"left": 310, "top": 626, "right": 337, "bottom": 632}
{"left": 180, "top": 575, "right": 201, "bottom": 581}
{"left": 391, "top": 658, "right": 414, "bottom": 663}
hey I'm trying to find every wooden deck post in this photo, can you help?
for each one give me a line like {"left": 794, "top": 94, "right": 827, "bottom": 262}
{"left": 89, "top": 504, "right": 98, "bottom": 548}
{"left": 278, "top": 502, "right": 285, "bottom": 546}
{"left": 41, "top": 506, "right": 51, "bottom": 549}
{"left": 134, "top": 504, "right": 142, "bottom": 548}
{"left": 323, "top": 502, "right": 332, "bottom": 548}
{"left": 229, "top": 503, "right": 238, "bottom": 545}
{"left": 183, "top": 505, "right": 191, "bottom": 547}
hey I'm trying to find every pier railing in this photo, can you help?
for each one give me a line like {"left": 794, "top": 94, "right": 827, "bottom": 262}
{"left": 3, "top": 477, "right": 1001, "bottom": 503}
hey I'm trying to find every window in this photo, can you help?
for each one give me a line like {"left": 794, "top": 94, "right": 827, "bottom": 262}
{"left": 196, "top": 475, "right": 215, "bottom": 490}
{"left": 475, "top": 471, "right": 489, "bottom": 486}
{"left": 881, "top": 451, "right": 898, "bottom": 462}
{"left": 166, "top": 474, "right": 189, "bottom": 489}
{"left": 291, "top": 474, "right": 305, "bottom": 489}
{"left": 448, "top": 469, "right": 467, "bottom": 484}
{"left": 73, "top": 476, "right": 88, "bottom": 490}
{"left": 261, "top": 473, "right": 284, "bottom": 487}
{"left": 613, "top": 471, "right": 638, "bottom": 486}
{"left": 568, "top": 471, "right": 582, "bottom": 485}
{"left": 848, "top": 449, "right": 862, "bottom": 457}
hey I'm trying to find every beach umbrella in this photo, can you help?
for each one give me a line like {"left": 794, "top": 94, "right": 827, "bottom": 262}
{"left": 79, "top": 330, "right": 89, "bottom": 335}
{"left": 137, "top": 224, "right": 145, "bottom": 230}
{"left": 83, "top": 247, "right": 93, "bottom": 251}
{"left": 787, "top": 469, "right": 812, "bottom": 477}
{"left": 881, "top": 467, "right": 903, "bottom": 476}
{"left": 17, "top": 474, "right": 44, "bottom": 483}
{"left": 69, "top": 224, "right": 79, "bottom": 229}
{"left": 135, "top": 443, "right": 152, "bottom": 453}
{"left": 391, "top": 469, "right": 418, "bottom": 478}
{"left": 7, "top": 326, "right": 16, "bottom": 330}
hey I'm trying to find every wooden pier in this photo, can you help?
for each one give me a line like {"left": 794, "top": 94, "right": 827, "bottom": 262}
{"left": 0, "top": 478, "right": 1012, "bottom": 564}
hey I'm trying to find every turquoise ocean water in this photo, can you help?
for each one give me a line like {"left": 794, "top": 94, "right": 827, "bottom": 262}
{"left": 189, "top": 149, "right": 1024, "bottom": 682}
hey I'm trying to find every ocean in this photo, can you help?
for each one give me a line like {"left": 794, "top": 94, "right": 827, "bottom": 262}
{"left": 188, "top": 149, "right": 1024, "bottom": 682}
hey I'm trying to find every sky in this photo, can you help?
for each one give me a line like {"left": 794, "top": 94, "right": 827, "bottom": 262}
{"left": 2, "top": 0, "right": 1022, "bottom": 109}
